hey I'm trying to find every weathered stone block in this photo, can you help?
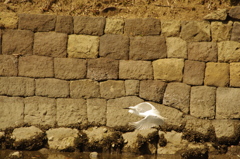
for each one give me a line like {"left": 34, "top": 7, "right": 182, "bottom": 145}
{"left": 0, "top": 30, "right": 2, "bottom": 54}
{"left": 34, "top": 32, "right": 67, "bottom": 57}
{"left": 204, "top": 9, "right": 227, "bottom": 21}
{"left": 105, "top": 18, "right": 124, "bottom": 34}
{"left": 204, "top": 62, "right": 229, "bottom": 87}
{"left": 119, "top": 60, "right": 153, "bottom": 80}
{"left": 130, "top": 36, "right": 167, "bottom": 60}
{"left": 100, "top": 80, "right": 125, "bottom": 99}
{"left": 161, "top": 20, "right": 181, "bottom": 37}
{"left": 139, "top": 80, "right": 166, "bottom": 102}
{"left": 68, "top": 35, "right": 99, "bottom": 58}
{"left": 211, "top": 21, "right": 233, "bottom": 42}
{"left": 55, "top": 15, "right": 73, "bottom": 34}
{"left": 125, "top": 80, "right": 139, "bottom": 96}
{"left": 87, "top": 58, "right": 118, "bottom": 80}
{"left": 0, "top": 96, "right": 24, "bottom": 130}
{"left": 0, "top": 12, "right": 18, "bottom": 29}
{"left": 216, "top": 87, "right": 240, "bottom": 119}
{"left": 124, "top": 18, "right": 160, "bottom": 36}
{"left": 54, "top": 58, "right": 86, "bottom": 80}
{"left": 18, "top": 14, "right": 56, "bottom": 32}
{"left": 74, "top": 16, "right": 105, "bottom": 35}
{"left": 229, "top": 6, "right": 240, "bottom": 19}
{"left": 183, "top": 60, "right": 205, "bottom": 85}
{"left": 36, "top": 78, "right": 69, "bottom": 98}
{"left": 100, "top": 34, "right": 129, "bottom": 60}
{"left": 163, "top": 82, "right": 190, "bottom": 114}
{"left": 166, "top": 37, "right": 187, "bottom": 58}
{"left": 190, "top": 86, "right": 216, "bottom": 119}
{"left": 0, "top": 55, "right": 17, "bottom": 76}
{"left": 19, "top": 55, "right": 54, "bottom": 78}
{"left": 231, "top": 22, "right": 240, "bottom": 42}
{"left": 57, "top": 98, "right": 87, "bottom": 126}
{"left": 218, "top": 41, "right": 240, "bottom": 62}
{"left": 70, "top": 80, "right": 100, "bottom": 98}
{"left": 180, "top": 21, "right": 211, "bottom": 42}
{"left": 153, "top": 59, "right": 184, "bottom": 82}
{"left": 230, "top": 63, "right": 240, "bottom": 87}
{"left": 188, "top": 42, "right": 217, "bottom": 62}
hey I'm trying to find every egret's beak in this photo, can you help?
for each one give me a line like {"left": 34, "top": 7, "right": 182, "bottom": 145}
{"left": 123, "top": 107, "right": 130, "bottom": 109}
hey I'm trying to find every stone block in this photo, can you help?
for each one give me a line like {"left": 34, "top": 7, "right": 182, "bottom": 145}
{"left": 70, "top": 80, "right": 100, "bottom": 98}
{"left": 216, "top": 87, "right": 240, "bottom": 119}
{"left": 2, "top": 30, "right": 33, "bottom": 55}
{"left": 188, "top": 42, "right": 217, "bottom": 62}
{"left": 161, "top": 20, "right": 181, "bottom": 37}
{"left": 229, "top": 6, "right": 240, "bottom": 19}
{"left": 74, "top": 16, "right": 105, "bottom": 35}
{"left": 0, "top": 12, "right": 18, "bottom": 29}
{"left": 204, "top": 62, "right": 229, "bottom": 87}
{"left": 130, "top": 36, "right": 167, "bottom": 60}
{"left": 0, "top": 96, "right": 24, "bottom": 130}
{"left": 68, "top": 35, "right": 99, "bottom": 58}
{"left": 231, "top": 22, "right": 240, "bottom": 42}
{"left": 100, "top": 80, "right": 125, "bottom": 99}
{"left": 57, "top": 98, "right": 87, "bottom": 126}
{"left": 34, "top": 32, "right": 67, "bottom": 57}
{"left": 18, "top": 14, "right": 56, "bottom": 32}
{"left": 163, "top": 82, "right": 190, "bottom": 114}
{"left": 87, "top": 98, "right": 107, "bottom": 125}
{"left": 0, "top": 77, "right": 34, "bottom": 97}
{"left": 218, "top": 41, "right": 240, "bottom": 62}
{"left": 139, "top": 80, "right": 166, "bottom": 102}
{"left": 55, "top": 15, "right": 73, "bottom": 34}
{"left": 0, "top": 30, "right": 2, "bottom": 54}
{"left": 105, "top": 18, "right": 124, "bottom": 34}
{"left": 24, "top": 96, "right": 56, "bottom": 126}
{"left": 204, "top": 9, "right": 227, "bottom": 20}
{"left": 190, "top": 86, "right": 216, "bottom": 119}
{"left": 54, "top": 58, "right": 86, "bottom": 80}
{"left": 230, "top": 63, "right": 240, "bottom": 87}
{"left": 19, "top": 55, "right": 54, "bottom": 78}
{"left": 183, "top": 60, "right": 205, "bottom": 85}
{"left": 35, "top": 78, "right": 69, "bottom": 98}
{"left": 124, "top": 18, "right": 160, "bottom": 36}
{"left": 125, "top": 80, "right": 139, "bottom": 96}
{"left": 87, "top": 58, "right": 118, "bottom": 80}
{"left": 153, "top": 59, "right": 184, "bottom": 82}
{"left": 166, "top": 37, "right": 187, "bottom": 58}
{"left": 0, "top": 55, "right": 18, "bottom": 76}
{"left": 100, "top": 34, "right": 129, "bottom": 60}
{"left": 211, "top": 21, "right": 233, "bottom": 42}
{"left": 180, "top": 21, "right": 211, "bottom": 42}
{"left": 119, "top": 60, "right": 153, "bottom": 80}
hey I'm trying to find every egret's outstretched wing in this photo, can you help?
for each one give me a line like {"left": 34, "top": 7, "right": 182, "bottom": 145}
{"left": 130, "top": 115, "right": 165, "bottom": 130}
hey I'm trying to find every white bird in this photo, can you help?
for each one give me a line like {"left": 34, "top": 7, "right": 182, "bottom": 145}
{"left": 124, "top": 102, "right": 166, "bottom": 130}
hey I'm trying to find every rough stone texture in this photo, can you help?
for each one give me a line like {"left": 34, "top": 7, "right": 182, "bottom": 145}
{"left": 231, "top": 22, "right": 240, "bottom": 42}
{"left": 204, "top": 62, "right": 229, "bottom": 87}
{"left": 100, "top": 80, "right": 125, "bottom": 99}
{"left": 105, "top": 18, "right": 124, "bottom": 34}
{"left": 190, "top": 86, "right": 216, "bottom": 119}
{"left": 230, "top": 63, "right": 240, "bottom": 87}
{"left": 24, "top": 96, "right": 56, "bottom": 127}
{"left": 188, "top": 42, "right": 217, "bottom": 62}
{"left": 139, "top": 80, "right": 167, "bottom": 102}
{"left": 229, "top": 6, "right": 240, "bottom": 19}
{"left": 2, "top": 30, "right": 33, "bottom": 55}
{"left": 46, "top": 128, "right": 79, "bottom": 151}
{"left": 0, "top": 77, "right": 34, "bottom": 97}
{"left": 218, "top": 41, "right": 240, "bottom": 62}
{"left": 204, "top": 9, "right": 227, "bottom": 20}
{"left": 33, "top": 32, "right": 67, "bottom": 57}
{"left": 55, "top": 15, "right": 73, "bottom": 34}
{"left": 216, "top": 87, "right": 240, "bottom": 119}
{"left": 124, "top": 18, "right": 161, "bottom": 36}
{"left": 87, "top": 58, "right": 119, "bottom": 80}
{"left": 163, "top": 82, "right": 190, "bottom": 114}
{"left": 100, "top": 34, "right": 129, "bottom": 60}
{"left": 0, "top": 55, "right": 18, "bottom": 76}
{"left": 130, "top": 36, "right": 167, "bottom": 60}
{"left": 70, "top": 80, "right": 100, "bottom": 98}
{"left": 0, "top": 12, "right": 18, "bottom": 29}
{"left": 119, "top": 60, "right": 153, "bottom": 80}
{"left": 183, "top": 60, "right": 205, "bottom": 85}
{"left": 0, "top": 30, "right": 1, "bottom": 55}
{"left": 211, "top": 21, "right": 233, "bottom": 42}
{"left": 35, "top": 78, "right": 69, "bottom": 98}
{"left": 180, "top": 21, "right": 211, "bottom": 42}
{"left": 68, "top": 35, "right": 99, "bottom": 58}
{"left": 161, "top": 20, "right": 181, "bottom": 37}
{"left": 19, "top": 55, "right": 54, "bottom": 78}
{"left": 87, "top": 98, "right": 107, "bottom": 125}
{"left": 166, "top": 37, "right": 187, "bottom": 58}
{"left": 0, "top": 96, "right": 24, "bottom": 130}
{"left": 57, "top": 98, "right": 87, "bottom": 126}
{"left": 153, "top": 59, "right": 184, "bottom": 82}
{"left": 54, "top": 58, "right": 86, "bottom": 80}
{"left": 74, "top": 16, "right": 105, "bottom": 35}
{"left": 125, "top": 80, "right": 139, "bottom": 96}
